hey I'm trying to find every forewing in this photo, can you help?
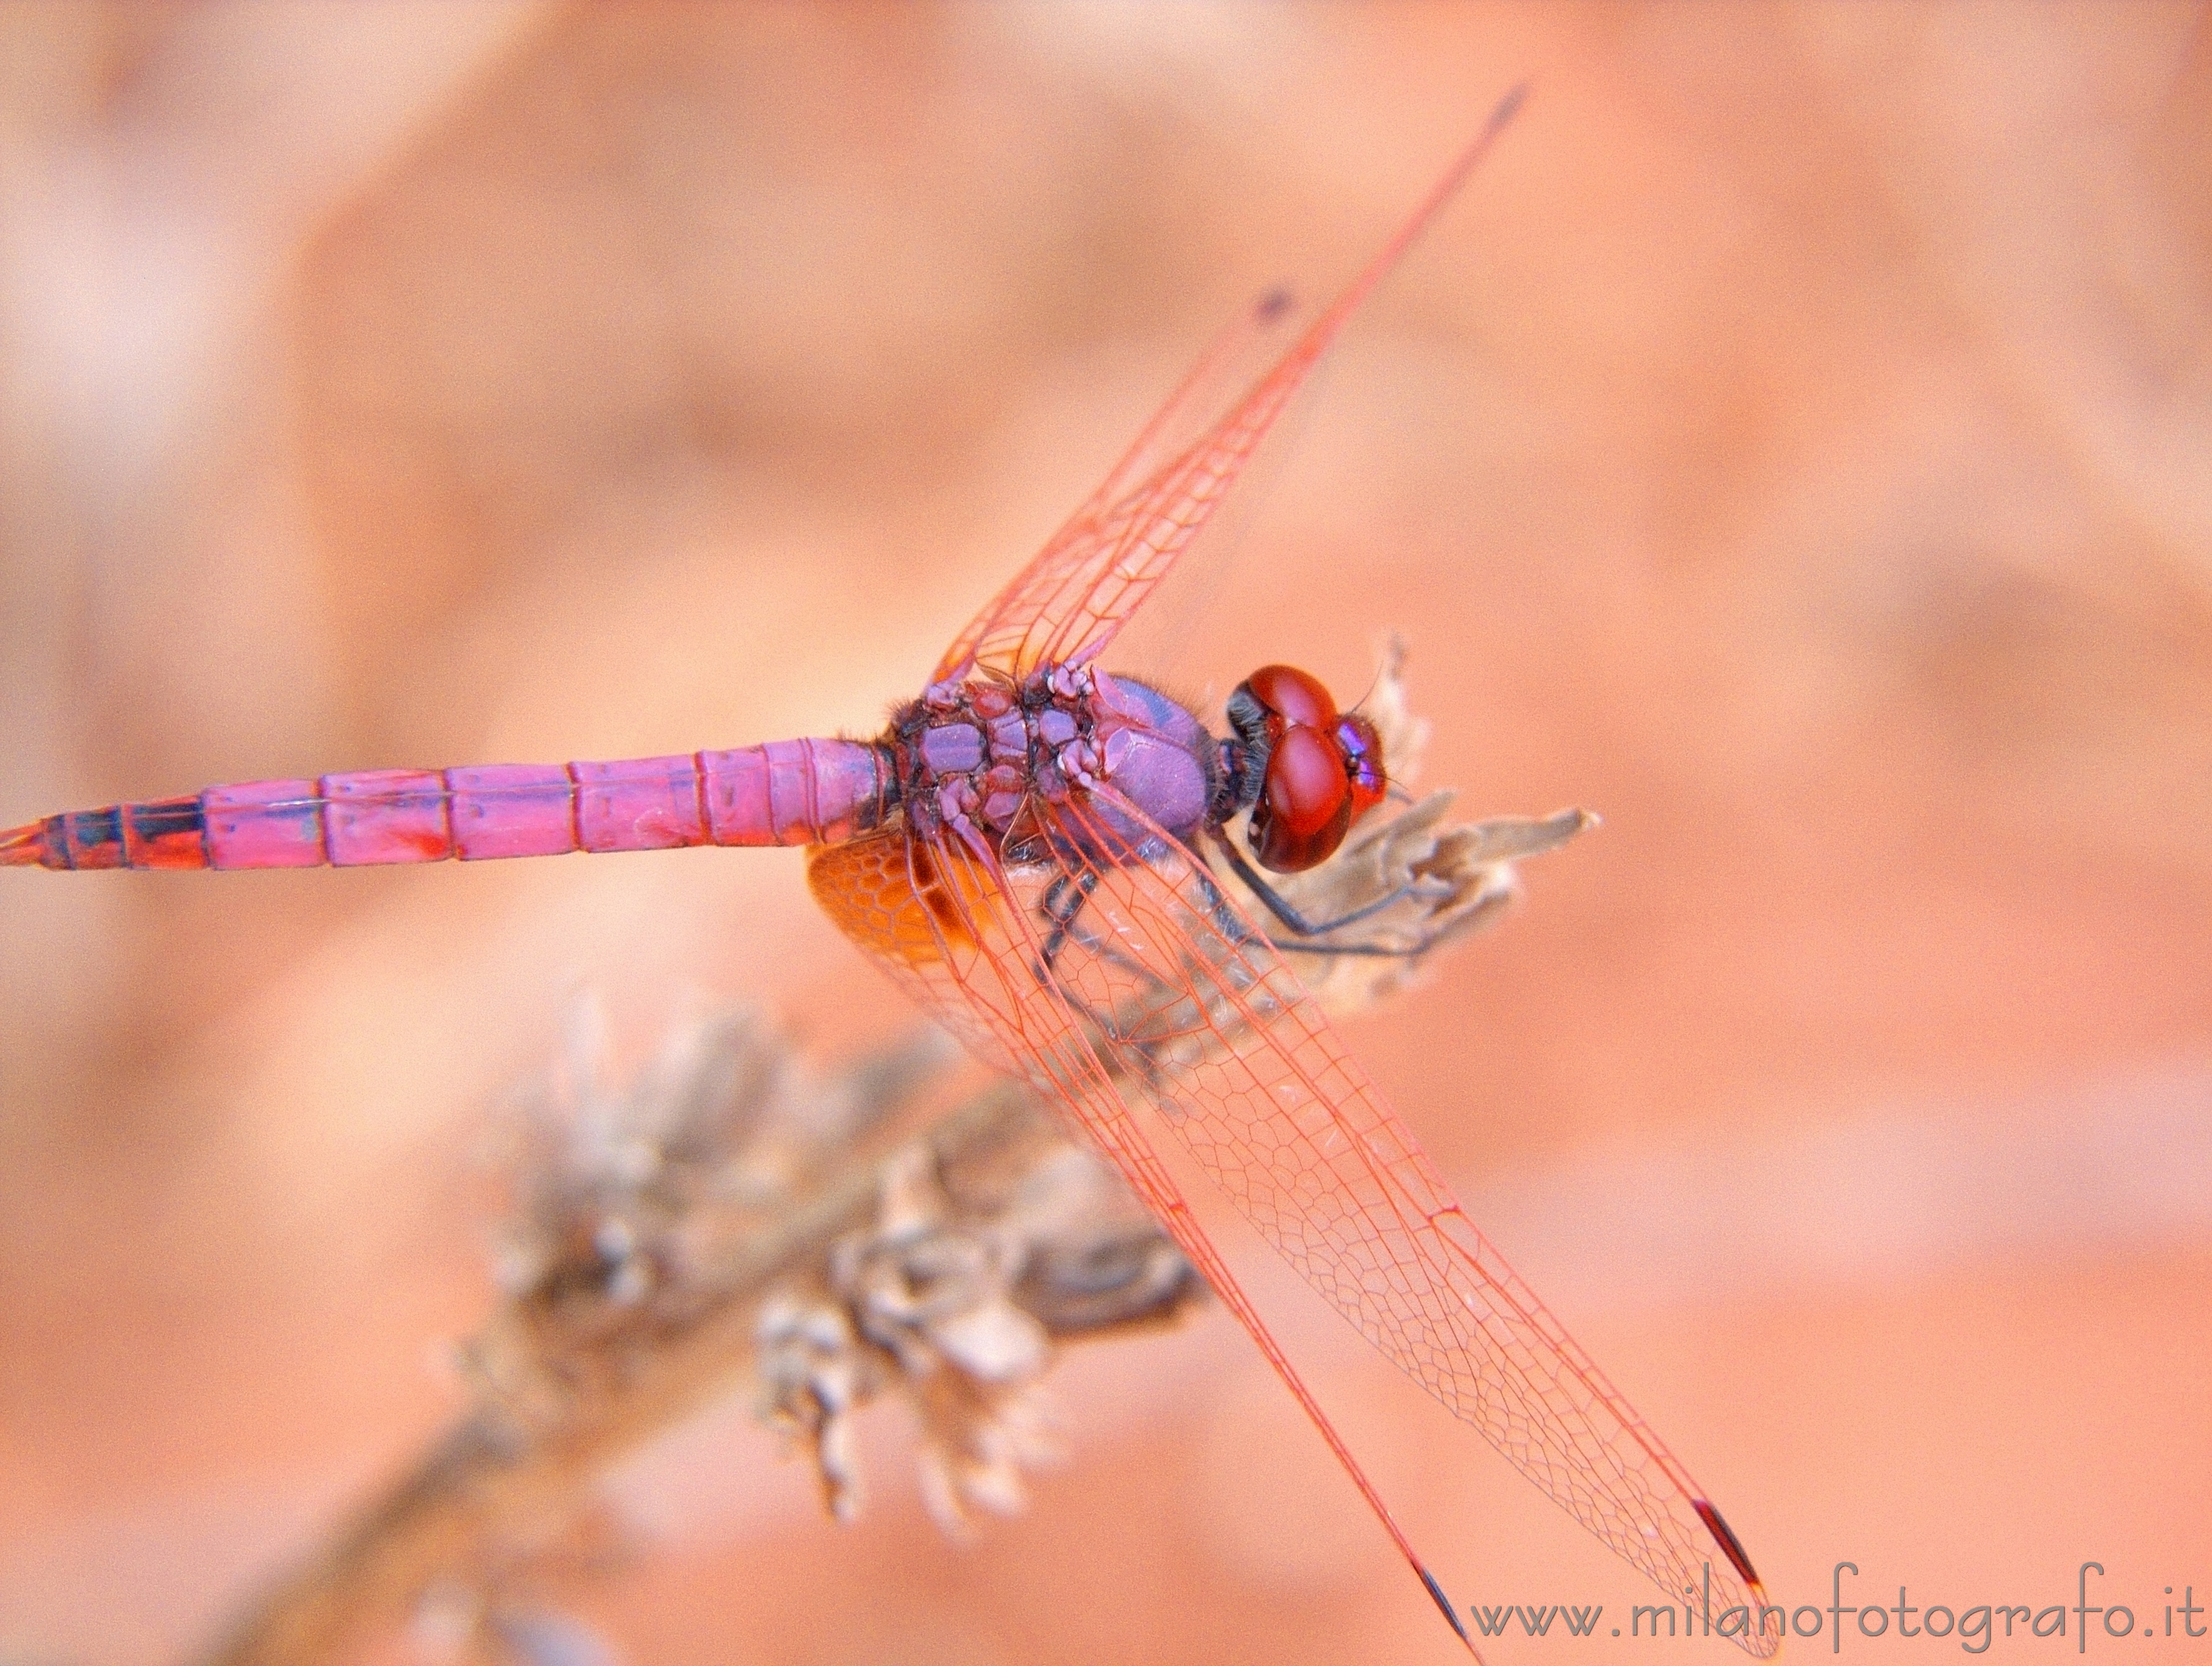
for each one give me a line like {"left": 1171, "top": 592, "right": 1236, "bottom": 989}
{"left": 1035, "top": 788, "right": 1776, "bottom": 1643}
{"left": 936, "top": 93, "right": 1526, "bottom": 684}
{"left": 932, "top": 289, "right": 1298, "bottom": 685}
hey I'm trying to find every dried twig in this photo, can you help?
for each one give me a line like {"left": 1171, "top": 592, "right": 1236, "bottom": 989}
{"left": 197, "top": 651, "right": 1590, "bottom": 1666}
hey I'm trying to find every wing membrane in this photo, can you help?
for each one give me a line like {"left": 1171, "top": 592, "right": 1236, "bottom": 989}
{"left": 807, "top": 805, "right": 1774, "bottom": 1650}
{"left": 933, "top": 289, "right": 1296, "bottom": 684}
{"left": 1021, "top": 789, "right": 1775, "bottom": 1643}
{"left": 808, "top": 823, "right": 1469, "bottom": 1630}
{"left": 936, "top": 91, "right": 1526, "bottom": 683}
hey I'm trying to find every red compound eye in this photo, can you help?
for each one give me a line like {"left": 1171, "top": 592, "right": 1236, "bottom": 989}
{"left": 1253, "top": 725, "right": 1354, "bottom": 871}
{"left": 1235, "top": 662, "right": 1390, "bottom": 872}
{"left": 1245, "top": 664, "right": 1338, "bottom": 732}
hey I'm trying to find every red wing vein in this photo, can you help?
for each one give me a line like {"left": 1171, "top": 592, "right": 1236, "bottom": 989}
{"left": 1038, "top": 791, "right": 1773, "bottom": 1639}
{"left": 933, "top": 293, "right": 1298, "bottom": 684}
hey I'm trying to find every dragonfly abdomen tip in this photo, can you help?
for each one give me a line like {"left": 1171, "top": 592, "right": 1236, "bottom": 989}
{"left": 0, "top": 820, "right": 49, "bottom": 867}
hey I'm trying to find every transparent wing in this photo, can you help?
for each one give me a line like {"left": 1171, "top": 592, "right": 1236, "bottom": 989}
{"left": 806, "top": 823, "right": 1475, "bottom": 1644}
{"left": 935, "top": 90, "right": 1527, "bottom": 684}
{"left": 807, "top": 823, "right": 1082, "bottom": 1090}
{"left": 1035, "top": 787, "right": 1774, "bottom": 1645}
{"left": 932, "top": 288, "right": 1293, "bottom": 684}
{"left": 806, "top": 795, "right": 1774, "bottom": 1650}
{"left": 932, "top": 287, "right": 1298, "bottom": 687}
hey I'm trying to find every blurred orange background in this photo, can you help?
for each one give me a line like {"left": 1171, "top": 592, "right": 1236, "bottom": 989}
{"left": 3, "top": 5, "right": 2209, "bottom": 1664}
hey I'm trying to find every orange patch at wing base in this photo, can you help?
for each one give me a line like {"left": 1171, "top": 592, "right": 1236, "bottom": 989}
{"left": 807, "top": 827, "right": 993, "bottom": 965}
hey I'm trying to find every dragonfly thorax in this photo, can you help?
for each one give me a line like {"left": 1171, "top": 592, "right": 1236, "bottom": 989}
{"left": 889, "top": 666, "right": 1221, "bottom": 856}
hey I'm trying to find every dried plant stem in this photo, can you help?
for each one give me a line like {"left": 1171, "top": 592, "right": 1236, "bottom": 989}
{"left": 200, "top": 1081, "right": 1039, "bottom": 1666}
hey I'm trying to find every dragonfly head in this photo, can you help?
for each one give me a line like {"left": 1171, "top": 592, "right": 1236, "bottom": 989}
{"left": 1224, "top": 664, "right": 1387, "bottom": 872}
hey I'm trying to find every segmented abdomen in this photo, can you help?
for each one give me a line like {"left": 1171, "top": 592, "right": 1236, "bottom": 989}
{"left": 0, "top": 740, "right": 892, "bottom": 871}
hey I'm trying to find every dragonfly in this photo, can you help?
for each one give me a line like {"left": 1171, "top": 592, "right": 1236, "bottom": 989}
{"left": 3, "top": 87, "right": 1773, "bottom": 1658}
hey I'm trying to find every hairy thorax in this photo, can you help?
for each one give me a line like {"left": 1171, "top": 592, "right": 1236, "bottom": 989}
{"left": 888, "top": 665, "right": 1224, "bottom": 857}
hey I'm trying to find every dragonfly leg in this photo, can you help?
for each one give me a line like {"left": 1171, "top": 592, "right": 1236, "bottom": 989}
{"left": 1039, "top": 867, "right": 1102, "bottom": 968}
{"left": 1040, "top": 853, "right": 1184, "bottom": 993}
{"left": 1206, "top": 828, "right": 1454, "bottom": 959}
{"left": 1034, "top": 863, "right": 1198, "bottom": 1096}
{"left": 1268, "top": 887, "right": 1515, "bottom": 959}
{"left": 1036, "top": 869, "right": 1147, "bottom": 1047}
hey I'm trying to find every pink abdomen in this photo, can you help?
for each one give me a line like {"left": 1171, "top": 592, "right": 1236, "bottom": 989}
{"left": 1, "top": 740, "right": 892, "bottom": 871}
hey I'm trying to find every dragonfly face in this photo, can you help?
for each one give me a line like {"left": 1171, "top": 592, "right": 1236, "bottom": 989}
{"left": 1224, "top": 664, "right": 1389, "bottom": 872}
